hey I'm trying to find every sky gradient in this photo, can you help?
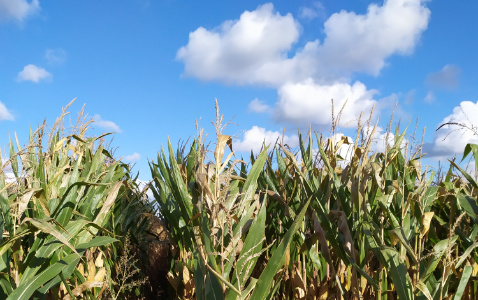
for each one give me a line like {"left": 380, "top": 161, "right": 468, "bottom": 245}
{"left": 1, "top": 0, "right": 478, "bottom": 179}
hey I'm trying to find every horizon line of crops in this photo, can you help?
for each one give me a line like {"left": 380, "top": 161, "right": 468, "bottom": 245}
{"left": 151, "top": 100, "right": 478, "bottom": 299}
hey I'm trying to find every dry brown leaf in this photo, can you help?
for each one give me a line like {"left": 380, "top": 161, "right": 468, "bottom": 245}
{"left": 18, "top": 190, "right": 35, "bottom": 218}
{"left": 167, "top": 272, "right": 179, "bottom": 292}
{"left": 318, "top": 282, "right": 328, "bottom": 300}
{"left": 291, "top": 266, "right": 306, "bottom": 299}
{"left": 420, "top": 212, "right": 434, "bottom": 238}
{"left": 77, "top": 263, "right": 85, "bottom": 278}
{"left": 94, "top": 267, "right": 106, "bottom": 282}
{"left": 214, "top": 135, "right": 232, "bottom": 166}
{"left": 63, "top": 281, "right": 104, "bottom": 299}
{"left": 182, "top": 265, "right": 190, "bottom": 285}
{"left": 284, "top": 246, "right": 290, "bottom": 269}
{"left": 95, "top": 252, "right": 103, "bottom": 268}
{"left": 87, "top": 259, "right": 96, "bottom": 281}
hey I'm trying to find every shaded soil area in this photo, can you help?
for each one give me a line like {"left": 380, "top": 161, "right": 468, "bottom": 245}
{"left": 146, "top": 216, "right": 171, "bottom": 299}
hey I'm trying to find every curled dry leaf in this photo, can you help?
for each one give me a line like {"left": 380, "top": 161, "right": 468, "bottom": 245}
{"left": 94, "top": 267, "right": 106, "bottom": 281}
{"left": 77, "top": 263, "right": 85, "bottom": 277}
{"left": 95, "top": 252, "right": 103, "bottom": 268}
{"left": 420, "top": 212, "right": 434, "bottom": 238}
{"left": 87, "top": 259, "right": 96, "bottom": 281}
{"left": 63, "top": 281, "right": 104, "bottom": 299}
{"left": 17, "top": 190, "right": 35, "bottom": 218}
{"left": 214, "top": 135, "right": 232, "bottom": 166}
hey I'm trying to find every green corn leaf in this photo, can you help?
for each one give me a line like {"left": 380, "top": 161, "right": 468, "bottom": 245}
{"left": 449, "top": 159, "right": 478, "bottom": 190}
{"left": 168, "top": 139, "right": 193, "bottom": 221}
{"left": 9, "top": 136, "right": 18, "bottom": 179}
{"left": 457, "top": 193, "right": 478, "bottom": 224}
{"left": 250, "top": 196, "right": 311, "bottom": 299}
{"left": 415, "top": 280, "right": 433, "bottom": 300}
{"left": 453, "top": 265, "right": 472, "bottom": 300}
{"left": 35, "top": 236, "right": 118, "bottom": 295}
{"left": 234, "top": 147, "right": 268, "bottom": 237}
{"left": 380, "top": 247, "right": 414, "bottom": 300}
{"left": 455, "top": 242, "right": 478, "bottom": 269}
{"left": 22, "top": 218, "right": 80, "bottom": 257}
{"left": 462, "top": 143, "right": 478, "bottom": 173}
{"left": 7, "top": 258, "right": 78, "bottom": 300}
{"left": 226, "top": 198, "right": 267, "bottom": 299}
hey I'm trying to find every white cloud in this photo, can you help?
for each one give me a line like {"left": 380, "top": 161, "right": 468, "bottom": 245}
{"left": 248, "top": 98, "right": 270, "bottom": 113}
{"left": 178, "top": 1, "right": 430, "bottom": 86}
{"left": 17, "top": 64, "right": 51, "bottom": 83}
{"left": 299, "top": 2, "right": 325, "bottom": 20}
{"left": 318, "top": 0, "right": 430, "bottom": 77}
{"left": 0, "top": 0, "right": 40, "bottom": 22}
{"left": 361, "top": 125, "right": 404, "bottom": 154}
{"left": 0, "top": 101, "right": 14, "bottom": 121}
{"left": 45, "top": 48, "right": 66, "bottom": 65}
{"left": 92, "top": 114, "right": 122, "bottom": 133}
{"left": 425, "top": 101, "right": 478, "bottom": 159}
{"left": 177, "top": 3, "right": 301, "bottom": 86}
{"left": 177, "top": 1, "right": 430, "bottom": 132}
{"left": 234, "top": 126, "right": 299, "bottom": 153}
{"left": 275, "top": 80, "right": 377, "bottom": 127}
{"left": 426, "top": 64, "right": 461, "bottom": 90}
{"left": 124, "top": 152, "right": 141, "bottom": 162}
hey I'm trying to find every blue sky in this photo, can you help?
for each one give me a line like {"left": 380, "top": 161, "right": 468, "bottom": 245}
{"left": 1, "top": 0, "right": 478, "bottom": 179}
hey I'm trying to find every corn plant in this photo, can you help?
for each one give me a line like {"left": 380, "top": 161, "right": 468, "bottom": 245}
{"left": 0, "top": 101, "right": 152, "bottom": 299}
{"left": 152, "top": 101, "right": 478, "bottom": 299}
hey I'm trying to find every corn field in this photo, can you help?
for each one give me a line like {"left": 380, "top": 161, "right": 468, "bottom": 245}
{"left": 151, "top": 103, "right": 478, "bottom": 299}
{"left": 0, "top": 100, "right": 477, "bottom": 299}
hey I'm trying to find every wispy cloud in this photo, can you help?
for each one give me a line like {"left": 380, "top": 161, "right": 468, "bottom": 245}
{"left": 0, "top": 0, "right": 40, "bottom": 23}
{"left": 426, "top": 64, "right": 461, "bottom": 90}
{"left": 298, "top": 2, "right": 325, "bottom": 20}
{"left": 424, "top": 90, "right": 435, "bottom": 103}
{"left": 0, "top": 101, "right": 14, "bottom": 121}
{"left": 92, "top": 114, "right": 122, "bottom": 132}
{"left": 17, "top": 64, "right": 52, "bottom": 83}
{"left": 248, "top": 98, "right": 270, "bottom": 113}
{"left": 124, "top": 152, "right": 141, "bottom": 162}
{"left": 45, "top": 48, "right": 67, "bottom": 65}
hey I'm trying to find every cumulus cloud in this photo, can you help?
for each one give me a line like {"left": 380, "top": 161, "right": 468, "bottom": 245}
{"left": 177, "top": 1, "right": 430, "bottom": 132}
{"left": 0, "top": 101, "right": 14, "bottom": 121}
{"left": 234, "top": 126, "right": 299, "bottom": 153}
{"left": 426, "top": 64, "right": 461, "bottom": 90}
{"left": 275, "top": 80, "right": 377, "bottom": 127}
{"left": 178, "top": 1, "right": 430, "bottom": 86}
{"left": 318, "top": 0, "right": 430, "bottom": 77}
{"left": 92, "top": 114, "right": 122, "bottom": 133}
{"left": 45, "top": 48, "right": 67, "bottom": 65}
{"left": 177, "top": 3, "right": 301, "bottom": 86}
{"left": 424, "top": 101, "right": 478, "bottom": 159}
{"left": 248, "top": 98, "right": 270, "bottom": 113}
{"left": 0, "top": 0, "right": 39, "bottom": 22}
{"left": 17, "top": 64, "right": 51, "bottom": 83}
{"left": 124, "top": 152, "right": 141, "bottom": 162}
